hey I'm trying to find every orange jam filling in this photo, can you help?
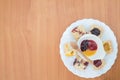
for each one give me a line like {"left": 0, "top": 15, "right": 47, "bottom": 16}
{"left": 83, "top": 49, "right": 96, "bottom": 56}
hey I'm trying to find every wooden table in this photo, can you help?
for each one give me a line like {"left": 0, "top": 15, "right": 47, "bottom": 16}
{"left": 0, "top": 0, "right": 120, "bottom": 80}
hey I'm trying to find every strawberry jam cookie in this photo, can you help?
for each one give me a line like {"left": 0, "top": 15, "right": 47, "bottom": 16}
{"left": 93, "top": 59, "right": 105, "bottom": 70}
{"left": 73, "top": 55, "right": 89, "bottom": 70}
{"left": 71, "top": 25, "right": 86, "bottom": 40}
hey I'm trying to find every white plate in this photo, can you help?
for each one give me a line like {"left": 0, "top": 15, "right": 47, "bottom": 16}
{"left": 59, "top": 19, "right": 118, "bottom": 78}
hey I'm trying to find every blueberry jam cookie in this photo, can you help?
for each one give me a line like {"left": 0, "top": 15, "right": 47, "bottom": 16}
{"left": 89, "top": 25, "right": 103, "bottom": 37}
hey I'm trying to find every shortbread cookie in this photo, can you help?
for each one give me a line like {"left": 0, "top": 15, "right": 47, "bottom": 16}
{"left": 93, "top": 59, "right": 105, "bottom": 70}
{"left": 64, "top": 43, "right": 76, "bottom": 56}
{"left": 73, "top": 55, "right": 89, "bottom": 70}
{"left": 71, "top": 25, "right": 86, "bottom": 40}
{"left": 103, "top": 41, "right": 112, "bottom": 54}
{"left": 89, "top": 25, "right": 103, "bottom": 37}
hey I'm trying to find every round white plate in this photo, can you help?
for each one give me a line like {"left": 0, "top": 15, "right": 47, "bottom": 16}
{"left": 59, "top": 19, "right": 118, "bottom": 78}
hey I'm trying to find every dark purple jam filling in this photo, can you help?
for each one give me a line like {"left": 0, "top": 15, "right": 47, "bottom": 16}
{"left": 93, "top": 59, "right": 102, "bottom": 67}
{"left": 90, "top": 28, "right": 100, "bottom": 36}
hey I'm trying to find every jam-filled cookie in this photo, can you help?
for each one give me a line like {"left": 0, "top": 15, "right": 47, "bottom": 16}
{"left": 73, "top": 55, "right": 89, "bottom": 70}
{"left": 89, "top": 25, "right": 103, "bottom": 37}
{"left": 93, "top": 59, "right": 105, "bottom": 70}
{"left": 71, "top": 25, "right": 86, "bottom": 40}
{"left": 103, "top": 41, "right": 112, "bottom": 54}
{"left": 64, "top": 43, "right": 76, "bottom": 57}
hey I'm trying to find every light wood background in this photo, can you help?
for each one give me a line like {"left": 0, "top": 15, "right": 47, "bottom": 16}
{"left": 0, "top": 0, "right": 120, "bottom": 80}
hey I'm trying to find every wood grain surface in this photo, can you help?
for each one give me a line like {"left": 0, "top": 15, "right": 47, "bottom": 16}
{"left": 0, "top": 0, "right": 120, "bottom": 80}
